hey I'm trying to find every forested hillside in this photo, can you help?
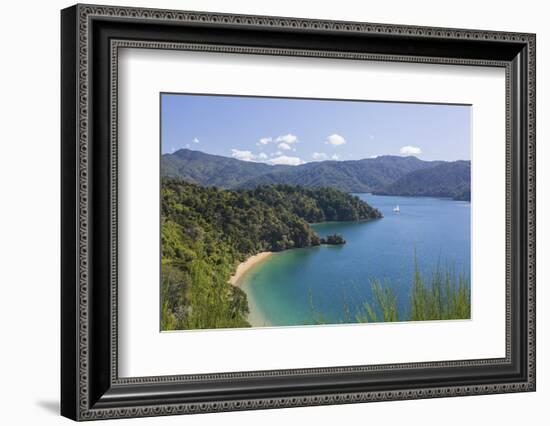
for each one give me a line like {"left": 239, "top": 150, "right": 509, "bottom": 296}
{"left": 161, "top": 149, "right": 290, "bottom": 187}
{"left": 373, "top": 161, "right": 471, "bottom": 200}
{"left": 161, "top": 178, "right": 382, "bottom": 330}
{"left": 161, "top": 149, "right": 445, "bottom": 192}
{"left": 161, "top": 149, "right": 470, "bottom": 199}
{"left": 238, "top": 155, "right": 441, "bottom": 192}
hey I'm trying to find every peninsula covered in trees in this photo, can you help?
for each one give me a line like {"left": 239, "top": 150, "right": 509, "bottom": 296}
{"left": 161, "top": 178, "right": 382, "bottom": 330}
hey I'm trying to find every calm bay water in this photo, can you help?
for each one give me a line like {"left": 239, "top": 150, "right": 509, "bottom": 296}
{"left": 239, "top": 194, "right": 471, "bottom": 327}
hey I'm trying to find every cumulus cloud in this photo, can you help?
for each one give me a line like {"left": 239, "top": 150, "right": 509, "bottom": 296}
{"left": 258, "top": 137, "right": 272, "bottom": 145}
{"left": 258, "top": 152, "right": 268, "bottom": 160}
{"left": 184, "top": 143, "right": 191, "bottom": 149}
{"left": 193, "top": 137, "right": 200, "bottom": 144}
{"left": 325, "top": 134, "right": 346, "bottom": 146}
{"left": 271, "top": 151, "right": 283, "bottom": 157}
{"left": 276, "top": 133, "right": 298, "bottom": 144}
{"left": 400, "top": 145, "right": 422, "bottom": 155}
{"left": 231, "top": 149, "right": 256, "bottom": 162}
{"left": 312, "top": 152, "right": 327, "bottom": 160}
{"left": 268, "top": 155, "right": 305, "bottom": 166}
{"left": 278, "top": 142, "right": 292, "bottom": 151}
{"left": 331, "top": 154, "right": 341, "bottom": 160}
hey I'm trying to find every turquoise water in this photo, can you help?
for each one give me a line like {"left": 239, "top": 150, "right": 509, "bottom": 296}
{"left": 240, "top": 195, "right": 471, "bottom": 327}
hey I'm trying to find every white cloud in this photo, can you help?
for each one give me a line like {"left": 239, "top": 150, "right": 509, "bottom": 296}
{"left": 184, "top": 143, "right": 191, "bottom": 149}
{"left": 259, "top": 137, "right": 272, "bottom": 145}
{"left": 331, "top": 154, "right": 341, "bottom": 160}
{"left": 268, "top": 155, "right": 305, "bottom": 166}
{"left": 325, "top": 134, "right": 346, "bottom": 146}
{"left": 276, "top": 133, "right": 298, "bottom": 144}
{"left": 258, "top": 152, "right": 268, "bottom": 160}
{"left": 312, "top": 152, "right": 327, "bottom": 160}
{"left": 370, "top": 155, "right": 378, "bottom": 159}
{"left": 270, "top": 151, "right": 283, "bottom": 157}
{"left": 193, "top": 137, "right": 200, "bottom": 144}
{"left": 231, "top": 149, "right": 256, "bottom": 162}
{"left": 400, "top": 145, "right": 422, "bottom": 155}
{"left": 278, "top": 142, "right": 292, "bottom": 151}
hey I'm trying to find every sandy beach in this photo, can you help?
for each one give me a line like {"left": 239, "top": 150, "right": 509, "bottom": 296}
{"left": 228, "top": 252, "right": 272, "bottom": 286}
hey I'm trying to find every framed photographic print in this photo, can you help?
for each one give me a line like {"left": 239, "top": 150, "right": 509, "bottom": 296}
{"left": 61, "top": 4, "right": 536, "bottom": 421}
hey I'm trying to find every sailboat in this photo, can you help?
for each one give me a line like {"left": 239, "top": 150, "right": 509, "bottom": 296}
{"left": 393, "top": 205, "right": 400, "bottom": 213}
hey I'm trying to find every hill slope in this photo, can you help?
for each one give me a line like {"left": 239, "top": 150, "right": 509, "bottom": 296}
{"left": 161, "top": 149, "right": 291, "bottom": 188}
{"left": 161, "top": 149, "right": 452, "bottom": 193}
{"left": 237, "top": 155, "right": 442, "bottom": 192}
{"left": 161, "top": 178, "right": 382, "bottom": 330}
{"left": 374, "top": 161, "right": 471, "bottom": 200}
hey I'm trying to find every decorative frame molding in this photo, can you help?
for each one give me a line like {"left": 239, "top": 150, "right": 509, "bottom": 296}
{"left": 61, "top": 4, "right": 535, "bottom": 421}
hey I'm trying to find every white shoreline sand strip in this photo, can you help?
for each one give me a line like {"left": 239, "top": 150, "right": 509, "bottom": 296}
{"left": 228, "top": 252, "right": 272, "bottom": 286}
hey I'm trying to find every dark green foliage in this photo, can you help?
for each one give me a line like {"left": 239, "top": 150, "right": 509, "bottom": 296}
{"left": 374, "top": 161, "right": 471, "bottom": 200}
{"left": 321, "top": 233, "right": 346, "bottom": 245}
{"left": 161, "top": 178, "right": 381, "bottom": 330}
{"left": 250, "top": 184, "right": 382, "bottom": 223}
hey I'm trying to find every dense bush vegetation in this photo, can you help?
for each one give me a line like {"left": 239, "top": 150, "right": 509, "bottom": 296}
{"left": 250, "top": 184, "right": 382, "bottom": 224}
{"left": 161, "top": 178, "right": 381, "bottom": 330}
{"left": 321, "top": 233, "right": 346, "bottom": 245}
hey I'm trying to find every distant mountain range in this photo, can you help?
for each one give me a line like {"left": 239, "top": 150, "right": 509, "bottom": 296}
{"left": 161, "top": 149, "right": 470, "bottom": 200}
{"left": 373, "top": 160, "right": 471, "bottom": 201}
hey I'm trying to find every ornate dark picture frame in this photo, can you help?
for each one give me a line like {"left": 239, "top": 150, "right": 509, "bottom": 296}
{"left": 61, "top": 4, "right": 536, "bottom": 421}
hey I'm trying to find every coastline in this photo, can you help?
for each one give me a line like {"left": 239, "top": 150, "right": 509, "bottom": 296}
{"left": 228, "top": 251, "right": 273, "bottom": 286}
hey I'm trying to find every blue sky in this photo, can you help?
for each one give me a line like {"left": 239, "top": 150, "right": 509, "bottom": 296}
{"left": 161, "top": 93, "right": 471, "bottom": 164}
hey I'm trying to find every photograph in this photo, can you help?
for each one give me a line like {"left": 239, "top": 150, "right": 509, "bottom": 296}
{"left": 160, "top": 93, "right": 472, "bottom": 331}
